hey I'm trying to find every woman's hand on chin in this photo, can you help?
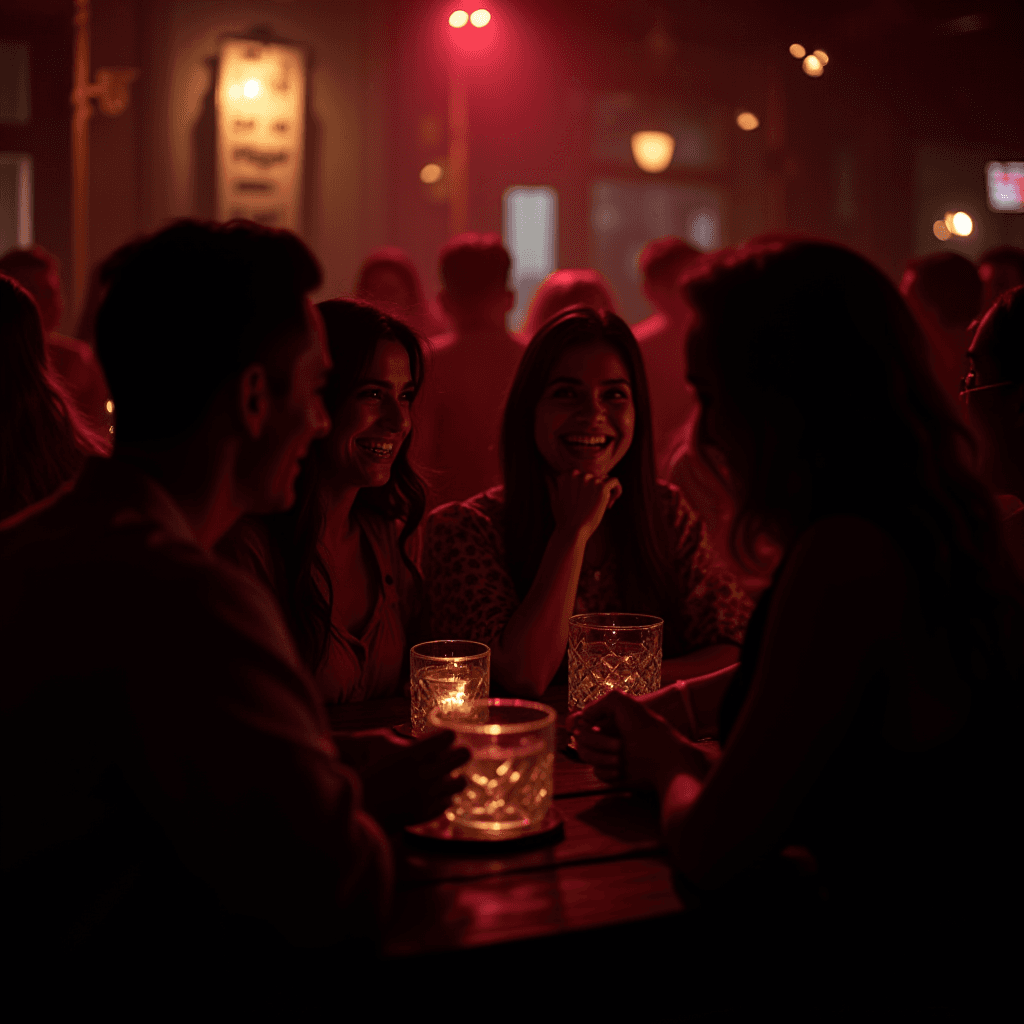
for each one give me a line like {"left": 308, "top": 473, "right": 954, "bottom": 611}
{"left": 568, "top": 690, "right": 713, "bottom": 793}
{"left": 548, "top": 469, "right": 622, "bottom": 544}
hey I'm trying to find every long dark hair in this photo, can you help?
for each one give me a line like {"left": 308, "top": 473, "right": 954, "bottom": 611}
{"left": 500, "top": 306, "right": 687, "bottom": 653}
{"left": 0, "top": 274, "right": 100, "bottom": 520}
{"left": 682, "top": 240, "right": 1022, "bottom": 698}
{"left": 267, "top": 299, "right": 427, "bottom": 672}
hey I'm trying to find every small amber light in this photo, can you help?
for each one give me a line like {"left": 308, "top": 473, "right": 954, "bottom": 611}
{"left": 802, "top": 54, "right": 824, "bottom": 77}
{"left": 420, "top": 163, "right": 443, "bottom": 185}
{"left": 736, "top": 112, "right": 760, "bottom": 131}
{"left": 789, "top": 43, "right": 806, "bottom": 59}
{"left": 449, "top": 10, "right": 469, "bottom": 28}
{"left": 813, "top": 49, "right": 829, "bottom": 66}
{"left": 469, "top": 9, "right": 491, "bottom": 28}
{"left": 933, "top": 220, "right": 951, "bottom": 241}
{"left": 951, "top": 211, "right": 973, "bottom": 237}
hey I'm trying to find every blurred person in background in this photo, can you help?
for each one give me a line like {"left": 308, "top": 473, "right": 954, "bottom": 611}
{"left": 414, "top": 232, "right": 523, "bottom": 509}
{"left": 220, "top": 299, "right": 427, "bottom": 704}
{"left": 0, "top": 245, "right": 112, "bottom": 436}
{"left": 424, "top": 307, "right": 751, "bottom": 698}
{"left": 633, "top": 238, "right": 704, "bottom": 475}
{"left": 900, "top": 251, "right": 981, "bottom": 408}
{"left": 0, "top": 274, "right": 108, "bottom": 522}
{"left": 977, "top": 245, "right": 1024, "bottom": 314}
{"left": 355, "top": 247, "right": 446, "bottom": 338}
{"left": 521, "top": 268, "right": 617, "bottom": 341}
{"left": 963, "top": 285, "right": 1024, "bottom": 577}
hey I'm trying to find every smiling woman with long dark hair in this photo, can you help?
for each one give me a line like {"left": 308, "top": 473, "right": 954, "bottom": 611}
{"left": 220, "top": 299, "right": 427, "bottom": 703}
{"left": 424, "top": 306, "right": 751, "bottom": 696}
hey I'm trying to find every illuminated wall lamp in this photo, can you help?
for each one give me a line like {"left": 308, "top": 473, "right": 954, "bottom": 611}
{"left": 631, "top": 131, "right": 675, "bottom": 174}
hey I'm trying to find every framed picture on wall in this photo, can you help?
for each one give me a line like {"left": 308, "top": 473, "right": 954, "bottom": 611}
{"left": 215, "top": 37, "right": 306, "bottom": 230}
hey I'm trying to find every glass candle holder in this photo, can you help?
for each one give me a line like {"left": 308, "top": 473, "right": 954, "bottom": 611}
{"left": 567, "top": 612, "right": 664, "bottom": 711}
{"left": 409, "top": 640, "right": 490, "bottom": 735}
{"left": 428, "top": 699, "right": 556, "bottom": 838}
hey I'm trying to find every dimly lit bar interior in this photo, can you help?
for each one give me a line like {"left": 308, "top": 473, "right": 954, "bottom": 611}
{"left": 2, "top": 0, "right": 1022, "bottom": 1013}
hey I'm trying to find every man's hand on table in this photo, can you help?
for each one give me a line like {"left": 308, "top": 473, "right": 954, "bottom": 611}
{"left": 334, "top": 728, "right": 470, "bottom": 828}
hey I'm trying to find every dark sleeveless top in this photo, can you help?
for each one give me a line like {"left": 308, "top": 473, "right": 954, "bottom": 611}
{"left": 716, "top": 562, "right": 993, "bottom": 913}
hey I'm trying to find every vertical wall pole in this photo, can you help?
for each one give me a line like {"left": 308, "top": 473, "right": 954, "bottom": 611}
{"left": 71, "top": 0, "right": 93, "bottom": 320}
{"left": 448, "top": 69, "right": 469, "bottom": 237}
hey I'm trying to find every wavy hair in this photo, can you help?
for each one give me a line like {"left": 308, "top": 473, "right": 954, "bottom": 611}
{"left": 682, "top": 240, "right": 1022, "bottom": 697}
{"left": 266, "top": 299, "right": 427, "bottom": 672}
{"left": 0, "top": 274, "right": 100, "bottom": 520}
{"left": 500, "top": 306, "right": 687, "bottom": 654}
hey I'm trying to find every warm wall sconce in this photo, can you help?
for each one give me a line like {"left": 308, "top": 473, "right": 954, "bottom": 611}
{"left": 631, "top": 131, "right": 675, "bottom": 173}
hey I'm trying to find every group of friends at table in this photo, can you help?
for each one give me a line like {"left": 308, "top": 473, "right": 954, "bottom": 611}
{"left": 1, "top": 220, "right": 1022, "bottom": 999}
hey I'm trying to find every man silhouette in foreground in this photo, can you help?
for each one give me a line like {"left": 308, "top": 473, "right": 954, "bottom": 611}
{"left": 415, "top": 233, "right": 522, "bottom": 509}
{"left": 0, "top": 221, "right": 466, "bottom": 973}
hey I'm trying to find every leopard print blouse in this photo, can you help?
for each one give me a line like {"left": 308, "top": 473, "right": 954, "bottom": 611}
{"left": 423, "top": 483, "right": 752, "bottom": 652}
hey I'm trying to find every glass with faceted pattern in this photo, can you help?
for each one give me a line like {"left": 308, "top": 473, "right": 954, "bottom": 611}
{"left": 567, "top": 613, "right": 664, "bottom": 710}
{"left": 428, "top": 699, "right": 556, "bottom": 837}
{"left": 409, "top": 640, "right": 490, "bottom": 735}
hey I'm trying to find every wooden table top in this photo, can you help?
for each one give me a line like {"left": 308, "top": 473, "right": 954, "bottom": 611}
{"left": 329, "top": 685, "right": 694, "bottom": 957}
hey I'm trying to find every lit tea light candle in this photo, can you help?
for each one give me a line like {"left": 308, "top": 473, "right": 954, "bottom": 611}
{"left": 409, "top": 641, "right": 490, "bottom": 735}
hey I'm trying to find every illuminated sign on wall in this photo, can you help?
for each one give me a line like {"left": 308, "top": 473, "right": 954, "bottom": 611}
{"left": 986, "top": 161, "right": 1024, "bottom": 213}
{"left": 216, "top": 38, "right": 306, "bottom": 230}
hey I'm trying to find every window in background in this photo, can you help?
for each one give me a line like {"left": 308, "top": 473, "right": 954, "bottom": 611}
{"left": 591, "top": 180, "right": 721, "bottom": 324}
{"left": 986, "top": 161, "right": 1024, "bottom": 213}
{"left": 0, "top": 41, "right": 31, "bottom": 124}
{"left": 0, "top": 153, "right": 33, "bottom": 254}
{"left": 503, "top": 186, "right": 558, "bottom": 333}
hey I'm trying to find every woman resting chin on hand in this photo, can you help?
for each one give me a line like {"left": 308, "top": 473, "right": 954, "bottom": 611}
{"left": 424, "top": 307, "right": 752, "bottom": 698}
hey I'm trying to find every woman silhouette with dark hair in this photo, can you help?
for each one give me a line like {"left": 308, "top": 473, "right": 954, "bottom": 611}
{"left": 0, "top": 274, "right": 108, "bottom": 522}
{"left": 424, "top": 305, "right": 751, "bottom": 696}
{"left": 221, "top": 299, "right": 427, "bottom": 703}
{"left": 571, "top": 242, "right": 1022, "bottom": 950}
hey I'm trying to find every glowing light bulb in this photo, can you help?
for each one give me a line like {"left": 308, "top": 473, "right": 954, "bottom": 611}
{"left": 420, "top": 163, "right": 443, "bottom": 184}
{"left": 789, "top": 43, "right": 806, "bottom": 58}
{"left": 951, "top": 211, "right": 973, "bottom": 236}
{"left": 802, "top": 54, "right": 823, "bottom": 77}
{"left": 813, "top": 49, "right": 829, "bottom": 65}
{"left": 243, "top": 78, "right": 260, "bottom": 99}
{"left": 228, "top": 83, "right": 242, "bottom": 101}
{"left": 933, "top": 220, "right": 951, "bottom": 241}
{"left": 449, "top": 10, "right": 469, "bottom": 27}
{"left": 631, "top": 131, "right": 675, "bottom": 173}
{"left": 736, "top": 112, "right": 760, "bottom": 131}
{"left": 470, "top": 9, "right": 491, "bottom": 27}
{"left": 105, "top": 400, "right": 114, "bottom": 413}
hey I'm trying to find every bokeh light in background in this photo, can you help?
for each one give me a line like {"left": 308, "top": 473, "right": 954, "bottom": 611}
{"left": 630, "top": 131, "right": 675, "bottom": 173}
{"left": 789, "top": 43, "right": 806, "bottom": 59}
{"left": 736, "top": 111, "right": 760, "bottom": 131}
{"left": 933, "top": 220, "right": 951, "bottom": 241}
{"left": 470, "top": 10, "right": 491, "bottom": 28}
{"left": 950, "top": 211, "right": 973, "bottom": 236}
{"left": 243, "top": 78, "right": 261, "bottom": 98}
{"left": 449, "top": 10, "right": 469, "bottom": 28}
{"left": 420, "top": 162, "right": 443, "bottom": 184}
{"left": 802, "top": 54, "right": 824, "bottom": 77}
{"left": 813, "top": 49, "right": 829, "bottom": 66}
